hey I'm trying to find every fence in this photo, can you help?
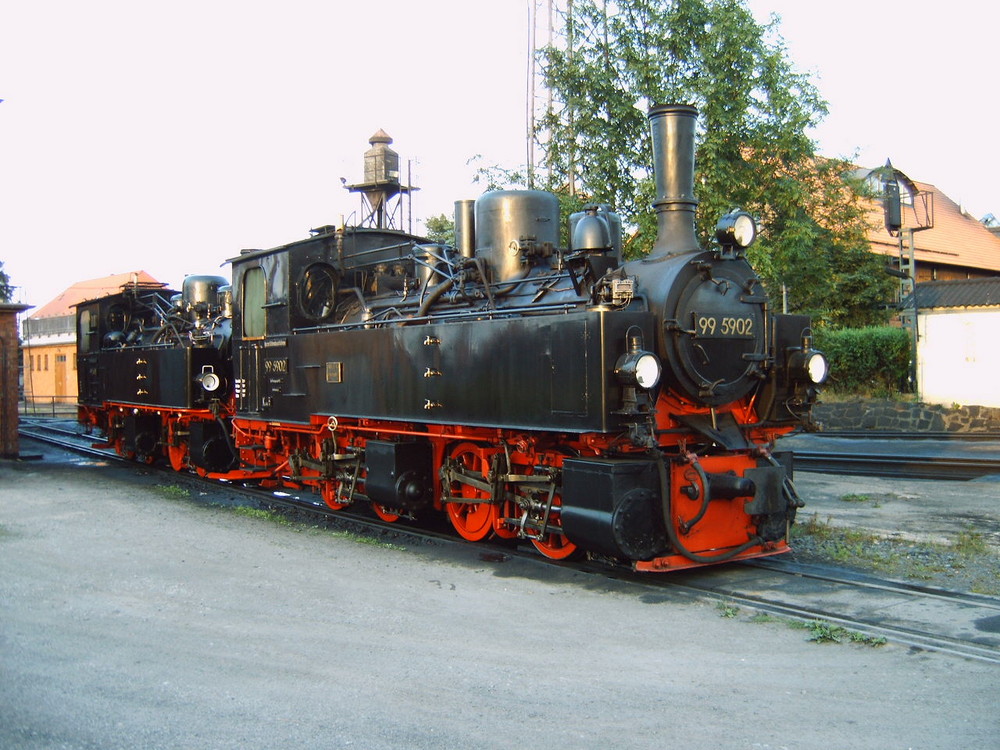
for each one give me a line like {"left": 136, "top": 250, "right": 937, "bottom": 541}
{"left": 19, "top": 395, "right": 78, "bottom": 418}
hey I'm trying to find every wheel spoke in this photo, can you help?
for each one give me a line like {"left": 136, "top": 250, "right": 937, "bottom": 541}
{"left": 525, "top": 473, "right": 578, "bottom": 560}
{"left": 445, "top": 443, "right": 499, "bottom": 542}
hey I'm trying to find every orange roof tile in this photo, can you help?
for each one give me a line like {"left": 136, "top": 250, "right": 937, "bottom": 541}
{"left": 866, "top": 179, "right": 1000, "bottom": 273}
{"left": 29, "top": 271, "right": 163, "bottom": 319}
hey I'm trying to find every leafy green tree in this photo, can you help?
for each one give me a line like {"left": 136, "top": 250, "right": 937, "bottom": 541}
{"left": 536, "top": 0, "right": 894, "bottom": 327}
{"left": 0, "top": 261, "right": 12, "bottom": 303}
{"left": 423, "top": 214, "right": 455, "bottom": 245}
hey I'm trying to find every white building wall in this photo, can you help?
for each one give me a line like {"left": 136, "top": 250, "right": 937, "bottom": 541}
{"left": 917, "top": 307, "right": 1000, "bottom": 408}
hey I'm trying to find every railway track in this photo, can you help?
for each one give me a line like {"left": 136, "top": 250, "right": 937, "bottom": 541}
{"left": 19, "top": 421, "right": 1000, "bottom": 664}
{"left": 638, "top": 558, "right": 1000, "bottom": 664}
{"left": 820, "top": 430, "right": 1000, "bottom": 441}
{"left": 792, "top": 450, "right": 1000, "bottom": 480}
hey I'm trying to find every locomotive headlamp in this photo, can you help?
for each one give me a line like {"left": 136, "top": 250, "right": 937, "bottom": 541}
{"left": 615, "top": 327, "right": 662, "bottom": 390}
{"left": 804, "top": 351, "right": 829, "bottom": 384}
{"left": 196, "top": 365, "right": 222, "bottom": 393}
{"left": 616, "top": 351, "right": 662, "bottom": 389}
{"left": 715, "top": 210, "right": 757, "bottom": 250}
{"left": 787, "top": 336, "right": 829, "bottom": 385}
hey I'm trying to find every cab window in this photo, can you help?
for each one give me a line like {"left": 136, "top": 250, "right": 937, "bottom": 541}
{"left": 242, "top": 267, "right": 266, "bottom": 338}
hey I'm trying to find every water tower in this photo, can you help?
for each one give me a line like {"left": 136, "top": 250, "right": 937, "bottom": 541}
{"left": 344, "top": 129, "right": 418, "bottom": 231}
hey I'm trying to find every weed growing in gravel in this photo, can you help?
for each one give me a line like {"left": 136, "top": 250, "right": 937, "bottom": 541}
{"left": 716, "top": 601, "right": 739, "bottom": 618}
{"left": 847, "top": 630, "right": 888, "bottom": 647}
{"left": 792, "top": 620, "right": 886, "bottom": 647}
{"left": 332, "top": 530, "right": 406, "bottom": 551}
{"left": 803, "top": 620, "right": 885, "bottom": 647}
{"left": 743, "top": 612, "right": 885, "bottom": 647}
{"left": 156, "top": 484, "right": 190, "bottom": 500}
{"left": 233, "top": 506, "right": 292, "bottom": 526}
{"left": 953, "top": 526, "right": 989, "bottom": 556}
{"left": 790, "top": 514, "right": 1000, "bottom": 596}
{"left": 840, "top": 493, "right": 872, "bottom": 503}
{"left": 231, "top": 506, "right": 406, "bottom": 550}
{"left": 838, "top": 492, "right": 884, "bottom": 508}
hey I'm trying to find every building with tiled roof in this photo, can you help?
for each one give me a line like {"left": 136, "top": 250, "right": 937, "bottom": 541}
{"left": 27, "top": 271, "right": 162, "bottom": 322}
{"left": 21, "top": 271, "right": 163, "bottom": 412}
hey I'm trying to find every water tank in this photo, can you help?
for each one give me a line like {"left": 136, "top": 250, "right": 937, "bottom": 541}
{"left": 363, "top": 129, "right": 400, "bottom": 185}
{"left": 474, "top": 190, "right": 559, "bottom": 284}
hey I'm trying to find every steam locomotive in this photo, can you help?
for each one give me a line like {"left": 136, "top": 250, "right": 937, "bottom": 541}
{"left": 77, "top": 104, "right": 827, "bottom": 571}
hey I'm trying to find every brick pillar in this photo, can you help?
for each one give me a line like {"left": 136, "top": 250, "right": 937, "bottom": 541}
{"left": 1, "top": 303, "right": 33, "bottom": 458}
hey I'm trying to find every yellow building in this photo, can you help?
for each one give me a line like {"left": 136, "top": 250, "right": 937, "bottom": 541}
{"left": 21, "top": 271, "right": 161, "bottom": 415}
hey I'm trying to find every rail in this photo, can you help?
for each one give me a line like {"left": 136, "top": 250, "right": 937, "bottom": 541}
{"left": 793, "top": 450, "right": 1000, "bottom": 480}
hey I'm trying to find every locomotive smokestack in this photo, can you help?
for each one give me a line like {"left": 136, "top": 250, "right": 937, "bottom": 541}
{"left": 647, "top": 104, "right": 700, "bottom": 259}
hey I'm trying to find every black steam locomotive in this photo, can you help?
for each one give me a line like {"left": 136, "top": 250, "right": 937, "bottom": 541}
{"left": 78, "top": 104, "right": 827, "bottom": 571}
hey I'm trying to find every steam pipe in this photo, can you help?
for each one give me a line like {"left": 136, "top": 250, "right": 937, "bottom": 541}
{"left": 647, "top": 104, "right": 700, "bottom": 259}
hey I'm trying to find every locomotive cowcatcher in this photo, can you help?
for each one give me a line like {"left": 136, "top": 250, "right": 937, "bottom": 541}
{"left": 78, "top": 104, "right": 827, "bottom": 571}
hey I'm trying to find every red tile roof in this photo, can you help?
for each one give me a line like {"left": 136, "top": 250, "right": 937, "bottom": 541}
{"left": 29, "top": 271, "right": 163, "bottom": 319}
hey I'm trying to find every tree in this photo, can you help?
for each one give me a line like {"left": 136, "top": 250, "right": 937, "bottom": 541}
{"left": 423, "top": 214, "right": 455, "bottom": 246}
{"left": 536, "top": 0, "right": 894, "bottom": 327}
{"left": 0, "top": 261, "right": 12, "bottom": 303}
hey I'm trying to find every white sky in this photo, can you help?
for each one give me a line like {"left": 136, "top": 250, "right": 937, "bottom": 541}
{"left": 2, "top": 0, "right": 996, "bottom": 310}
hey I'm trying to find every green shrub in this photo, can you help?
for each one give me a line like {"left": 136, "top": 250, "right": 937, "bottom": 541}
{"left": 813, "top": 326, "right": 910, "bottom": 396}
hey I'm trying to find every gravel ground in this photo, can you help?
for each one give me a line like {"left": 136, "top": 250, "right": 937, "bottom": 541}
{"left": 788, "top": 528, "right": 1000, "bottom": 595}
{"left": 789, "top": 472, "right": 1000, "bottom": 595}
{"left": 2, "top": 443, "right": 999, "bottom": 749}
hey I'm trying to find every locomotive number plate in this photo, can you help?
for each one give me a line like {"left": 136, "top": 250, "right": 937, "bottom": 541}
{"left": 264, "top": 358, "right": 288, "bottom": 374}
{"left": 693, "top": 313, "right": 755, "bottom": 339}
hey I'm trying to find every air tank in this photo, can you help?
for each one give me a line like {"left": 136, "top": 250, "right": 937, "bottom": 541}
{"left": 182, "top": 275, "right": 229, "bottom": 310}
{"left": 474, "top": 190, "right": 560, "bottom": 285}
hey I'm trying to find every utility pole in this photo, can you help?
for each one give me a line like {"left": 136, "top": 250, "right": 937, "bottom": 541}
{"left": 526, "top": 0, "right": 536, "bottom": 187}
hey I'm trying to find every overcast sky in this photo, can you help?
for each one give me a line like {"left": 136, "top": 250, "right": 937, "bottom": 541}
{"left": 2, "top": 0, "right": 996, "bottom": 310}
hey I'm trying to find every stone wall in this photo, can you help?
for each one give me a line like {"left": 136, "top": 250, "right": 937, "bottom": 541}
{"left": 812, "top": 400, "right": 1000, "bottom": 433}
